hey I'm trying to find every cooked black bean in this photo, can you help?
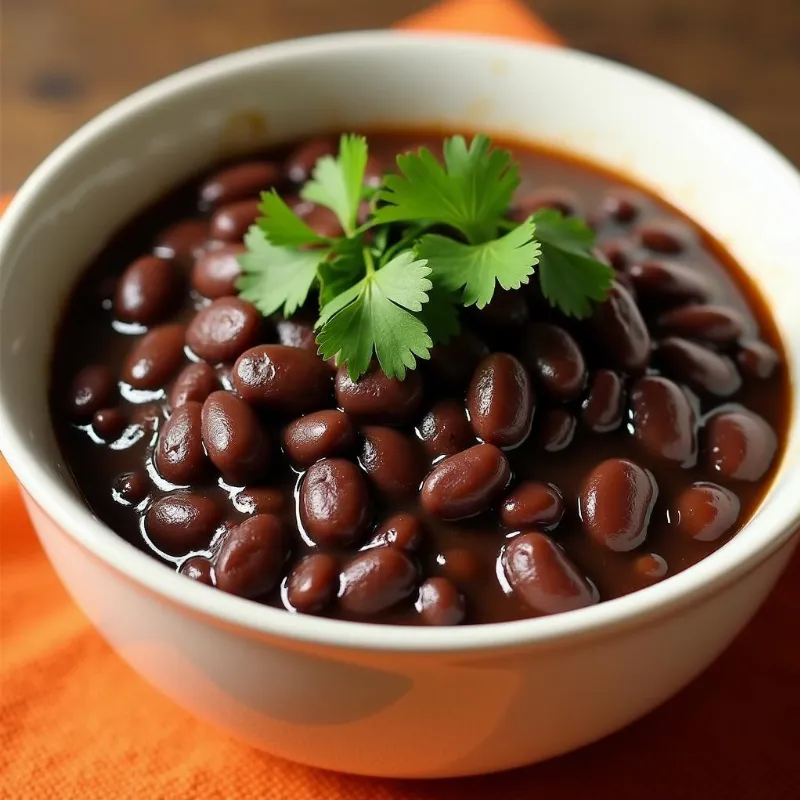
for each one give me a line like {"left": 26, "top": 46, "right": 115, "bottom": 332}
{"left": 522, "top": 323, "right": 586, "bottom": 400}
{"left": 154, "top": 219, "right": 209, "bottom": 264}
{"left": 209, "top": 199, "right": 260, "bottom": 242}
{"left": 600, "top": 189, "right": 642, "bottom": 223}
{"left": 90, "top": 407, "right": 126, "bottom": 441}
{"left": 67, "top": 364, "right": 116, "bottom": 421}
{"left": 335, "top": 363, "right": 423, "bottom": 422}
{"left": 675, "top": 482, "right": 740, "bottom": 541}
{"left": 339, "top": 547, "right": 418, "bottom": 615}
{"left": 233, "top": 345, "right": 332, "bottom": 414}
{"left": 630, "top": 375, "right": 697, "bottom": 466}
{"left": 596, "top": 238, "right": 635, "bottom": 271}
{"left": 580, "top": 458, "right": 657, "bottom": 551}
{"left": 180, "top": 555, "right": 214, "bottom": 585}
{"left": 360, "top": 426, "right": 426, "bottom": 499}
{"left": 656, "top": 337, "right": 741, "bottom": 397}
{"left": 275, "top": 317, "right": 318, "bottom": 354}
{"left": 155, "top": 402, "right": 208, "bottom": 485}
{"left": 474, "top": 289, "right": 529, "bottom": 330}
{"left": 199, "top": 161, "right": 280, "bottom": 208}
{"left": 637, "top": 220, "right": 692, "bottom": 254}
{"left": 500, "top": 481, "right": 564, "bottom": 531}
{"left": 201, "top": 391, "right": 270, "bottom": 486}
{"left": 590, "top": 281, "right": 651, "bottom": 372}
{"left": 502, "top": 532, "right": 597, "bottom": 615}
{"left": 417, "top": 400, "right": 475, "bottom": 458}
{"left": 367, "top": 513, "right": 423, "bottom": 551}
{"left": 706, "top": 409, "right": 778, "bottom": 482}
{"left": 145, "top": 492, "right": 221, "bottom": 554}
{"left": 657, "top": 305, "right": 744, "bottom": 345}
{"left": 122, "top": 324, "right": 186, "bottom": 390}
{"left": 416, "top": 577, "right": 465, "bottom": 626}
{"left": 285, "top": 138, "right": 336, "bottom": 184}
{"left": 628, "top": 260, "right": 711, "bottom": 305}
{"left": 234, "top": 487, "right": 287, "bottom": 515}
{"left": 286, "top": 553, "right": 339, "bottom": 614}
{"left": 300, "top": 458, "right": 372, "bottom": 547}
{"left": 168, "top": 362, "right": 218, "bottom": 408}
{"left": 581, "top": 369, "right": 624, "bottom": 433}
{"left": 509, "top": 186, "right": 581, "bottom": 219}
{"left": 427, "top": 330, "right": 489, "bottom": 390}
{"left": 467, "top": 353, "right": 534, "bottom": 449}
{"left": 438, "top": 548, "right": 482, "bottom": 584}
{"left": 215, "top": 514, "right": 286, "bottom": 598}
{"left": 114, "top": 256, "right": 181, "bottom": 326}
{"left": 282, "top": 410, "right": 356, "bottom": 468}
{"left": 421, "top": 444, "right": 511, "bottom": 520}
{"left": 634, "top": 553, "right": 668, "bottom": 583}
{"left": 186, "top": 297, "right": 262, "bottom": 363}
{"left": 536, "top": 408, "right": 576, "bottom": 452}
{"left": 191, "top": 245, "right": 244, "bottom": 299}
{"left": 296, "top": 203, "right": 344, "bottom": 238}
{"left": 737, "top": 340, "right": 780, "bottom": 380}
{"left": 113, "top": 470, "right": 149, "bottom": 505}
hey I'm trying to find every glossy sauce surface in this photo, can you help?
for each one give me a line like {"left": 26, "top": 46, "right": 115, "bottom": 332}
{"left": 50, "top": 131, "right": 790, "bottom": 625}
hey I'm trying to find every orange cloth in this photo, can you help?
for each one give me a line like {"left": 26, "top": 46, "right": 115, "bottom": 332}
{"left": 1, "top": 4, "right": 799, "bottom": 797}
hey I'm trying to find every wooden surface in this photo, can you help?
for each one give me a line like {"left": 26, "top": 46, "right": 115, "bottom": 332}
{"left": 1, "top": 0, "right": 798, "bottom": 189}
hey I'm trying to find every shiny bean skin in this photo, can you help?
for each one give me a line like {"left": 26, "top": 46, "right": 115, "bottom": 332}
{"left": 417, "top": 400, "right": 475, "bottom": 458}
{"left": 299, "top": 458, "right": 372, "bottom": 547}
{"left": 421, "top": 444, "right": 511, "bottom": 520}
{"left": 360, "top": 426, "right": 426, "bottom": 499}
{"left": 234, "top": 487, "right": 287, "bottom": 515}
{"left": 416, "top": 577, "right": 465, "bottom": 626}
{"left": 500, "top": 481, "right": 564, "bottom": 531}
{"left": 282, "top": 410, "right": 356, "bottom": 468}
{"left": 179, "top": 556, "right": 214, "bottom": 585}
{"left": 597, "top": 238, "right": 635, "bottom": 271}
{"left": 537, "top": 409, "right": 577, "bottom": 452}
{"left": 367, "top": 513, "right": 423, "bottom": 551}
{"left": 275, "top": 317, "right": 318, "bottom": 354}
{"left": 155, "top": 402, "right": 208, "bottom": 485}
{"left": 581, "top": 369, "right": 624, "bottom": 433}
{"left": 657, "top": 337, "right": 741, "bottom": 397}
{"left": 122, "top": 324, "right": 186, "bottom": 390}
{"left": 191, "top": 245, "right": 244, "bottom": 299}
{"left": 113, "top": 470, "right": 149, "bottom": 505}
{"left": 599, "top": 188, "right": 642, "bottom": 224}
{"left": 286, "top": 553, "right": 339, "bottom": 614}
{"left": 637, "top": 220, "right": 692, "bottom": 254}
{"left": 91, "top": 408, "right": 127, "bottom": 441}
{"left": 296, "top": 203, "right": 344, "bottom": 238}
{"left": 285, "top": 138, "right": 336, "bottom": 184}
{"left": 145, "top": 492, "right": 221, "bottom": 554}
{"left": 201, "top": 391, "right": 270, "bottom": 485}
{"left": 675, "top": 482, "right": 741, "bottom": 542}
{"left": 339, "top": 547, "right": 418, "bottom": 615}
{"left": 438, "top": 548, "right": 482, "bottom": 584}
{"left": 628, "top": 260, "right": 711, "bottom": 305}
{"left": 186, "top": 297, "right": 262, "bottom": 363}
{"left": 737, "top": 340, "right": 780, "bottom": 380}
{"left": 630, "top": 376, "right": 698, "bottom": 466}
{"left": 114, "top": 256, "right": 181, "bottom": 326}
{"left": 214, "top": 514, "right": 286, "bottom": 598}
{"left": 427, "top": 330, "right": 489, "bottom": 390}
{"left": 154, "top": 219, "right": 209, "bottom": 264}
{"left": 657, "top": 305, "right": 744, "bottom": 345}
{"left": 335, "top": 364, "right": 423, "bottom": 422}
{"left": 467, "top": 353, "right": 535, "bottom": 449}
{"left": 67, "top": 365, "right": 116, "bottom": 421}
{"left": 475, "top": 289, "right": 529, "bottom": 331}
{"left": 199, "top": 161, "right": 280, "bottom": 208}
{"left": 502, "top": 532, "right": 597, "bottom": 615}
{"left": 209, "top": 199, "right": 260, "bottom": 242}
{"left": 168, "top": 362, "right": 218, "bottom": 408}
{"left": 233, "top": 345, "right": 332, "bottom": 414}
{"left": 522, "top": 323, "right": 586, "bottom": 400}
{"left": 589, "top": 281, "right": 651, "bottom": 372}
{"left": 706, "top": 409, "right": 778, "bottom": 482}
{"left": 634, "top": 553, "right": 668, "bottom": 583}
{"left": 580, "top": 458, "right": 658, "bottom": 551}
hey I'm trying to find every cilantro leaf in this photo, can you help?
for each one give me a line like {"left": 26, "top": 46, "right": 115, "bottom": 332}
{"left": 317, "top": 237, "right": 365, "bottom": 307}
{"left": 256, "top": 190, "right": 328, "bottom": 247}
{"left": 236, "top": 226, "right": 324, "bottom": 317}
{"left": 530, "top": 209, "right": 614, "bottom": 317}
{"left": 416, "top": 217, "right": 540, "bottom": 308}
{"left": 373, "top": 134, "right": 519, "bottom": 244}
{"left": 316, "top": 252, "right": 433, "bottom": 380}
{"left": 301, "top": 134, "right": 368, "bottom": 235}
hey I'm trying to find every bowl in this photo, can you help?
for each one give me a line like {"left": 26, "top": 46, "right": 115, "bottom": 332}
{"left": 1, "top": 32, "right": 799, "bottom": 779}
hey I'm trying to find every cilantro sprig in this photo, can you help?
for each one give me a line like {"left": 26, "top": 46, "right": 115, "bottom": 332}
{"left": 237, "top": 133, "right": 613, "bottom": 381}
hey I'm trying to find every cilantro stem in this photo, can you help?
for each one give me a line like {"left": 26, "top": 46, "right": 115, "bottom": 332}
{"left": 379, "top": 223, "right": 433, "bottom": 266}
{"left": 363, "top": 246, "right": 376, "bottom": 276}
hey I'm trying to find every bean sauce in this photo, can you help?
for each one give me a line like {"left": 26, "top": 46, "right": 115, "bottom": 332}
{"left": 50, "top": 130, "right": 789, "bottom": 625}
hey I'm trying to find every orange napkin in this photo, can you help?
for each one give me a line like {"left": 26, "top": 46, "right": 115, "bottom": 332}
{"left": 1, "top": 4, "right": 799, "bottom": 798}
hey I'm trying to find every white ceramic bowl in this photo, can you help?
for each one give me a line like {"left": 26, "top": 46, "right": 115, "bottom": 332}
{"left": 1, "top": 32, "right": 799, "bottom": 779}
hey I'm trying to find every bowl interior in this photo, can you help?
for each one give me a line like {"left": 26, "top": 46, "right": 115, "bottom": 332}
{"left": 1, "top": 32, "right": 799, "bottom": 651}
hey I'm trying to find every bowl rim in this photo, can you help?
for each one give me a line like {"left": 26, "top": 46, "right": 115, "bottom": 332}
{"left": 1, "top": 30, "right": 799, "bottom": 655}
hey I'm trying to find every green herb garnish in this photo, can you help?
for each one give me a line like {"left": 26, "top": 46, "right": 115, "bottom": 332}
{"left": 237, "top": 133, "right": 613, "bottom": 381}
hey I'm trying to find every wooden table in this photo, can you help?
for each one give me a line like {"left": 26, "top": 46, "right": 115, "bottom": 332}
{"left": 1, "top": 0, "right": 798, "bottom": 189}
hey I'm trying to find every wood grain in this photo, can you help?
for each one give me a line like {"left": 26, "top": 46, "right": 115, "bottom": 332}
{"left": 1, "top": 0, "right": 798, "bottom": 189}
